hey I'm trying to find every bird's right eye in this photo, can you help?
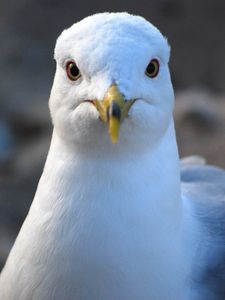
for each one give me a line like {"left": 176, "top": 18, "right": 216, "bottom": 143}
{"left": 145, "top": 59, "right": 160, "bottom": 78}
{"left": 66, "top": 61, "right": 81, "bottom": 81}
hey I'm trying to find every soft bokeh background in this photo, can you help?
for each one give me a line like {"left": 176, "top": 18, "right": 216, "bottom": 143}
{"left": 0, "top": 0, "right": 225, "bottom": 270}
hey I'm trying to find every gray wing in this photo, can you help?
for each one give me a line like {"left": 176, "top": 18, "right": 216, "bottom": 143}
{"left": 181, "top": 156, "right": 225, "bottom": 300}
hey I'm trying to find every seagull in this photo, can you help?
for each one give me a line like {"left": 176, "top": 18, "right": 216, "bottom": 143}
{"left": 0, "top": 12, "right": 225, "bottom": 300}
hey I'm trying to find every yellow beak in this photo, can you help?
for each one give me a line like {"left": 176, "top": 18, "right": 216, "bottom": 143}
{"left": 94, "top": 84, "right": 135, "bottom": 143}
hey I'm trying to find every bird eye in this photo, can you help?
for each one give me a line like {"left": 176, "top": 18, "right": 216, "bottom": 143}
{"left": 66, "top": 61, "right": 81, "bottom": 81}
{"left": 145, "top": 59, "right": 160, "bottom": 78}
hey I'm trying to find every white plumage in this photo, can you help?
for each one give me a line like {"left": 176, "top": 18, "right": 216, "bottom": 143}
{"left": 0, "top": 12, "right": 225, "bottom": 300}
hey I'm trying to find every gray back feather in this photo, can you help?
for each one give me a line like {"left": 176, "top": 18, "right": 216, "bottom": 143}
{"left": 181, "top": 157, "right": 225, "bottom": 300}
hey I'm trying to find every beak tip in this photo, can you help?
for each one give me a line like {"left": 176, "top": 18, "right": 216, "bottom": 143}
{"left": 109, "top": 117, "right": 120, "bottom": 144}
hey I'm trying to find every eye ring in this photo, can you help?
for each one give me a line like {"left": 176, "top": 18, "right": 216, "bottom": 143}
{"left": 66, "top": 61, "right": 81, "bottom": 81}
{"left": 145, "top": 59, "right": 160, "bottom": 78}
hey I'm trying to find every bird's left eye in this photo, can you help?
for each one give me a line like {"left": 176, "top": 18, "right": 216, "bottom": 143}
{"left": 145, "top": 59, "right": 160, "bottom": 78}
{"left": 66, "top": 61, "right": 81, "bottom": 81}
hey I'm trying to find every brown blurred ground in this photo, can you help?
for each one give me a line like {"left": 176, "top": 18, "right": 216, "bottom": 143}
{"left": 0, "top": 0, "right": 225, "bottom": 270}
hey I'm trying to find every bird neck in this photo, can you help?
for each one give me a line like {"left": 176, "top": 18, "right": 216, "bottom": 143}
{"left": 43, "top": 119, "right": 182, "bottom": 227}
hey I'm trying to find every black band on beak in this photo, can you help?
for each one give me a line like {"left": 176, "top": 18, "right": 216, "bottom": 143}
{"left": 107, "top": 101, "right": 121, "bottom": 122}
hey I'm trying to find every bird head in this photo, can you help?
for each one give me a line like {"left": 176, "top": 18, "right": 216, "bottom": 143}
{"left": 49, "top": 13, "right": 174, "bottom": 154}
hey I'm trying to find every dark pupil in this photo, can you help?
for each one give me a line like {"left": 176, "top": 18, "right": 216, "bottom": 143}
{"left": 70, "top": 64, "right": 79, "bottom": 77}
{"left": 146, "top": 62, "right": 155, "bottom": 74}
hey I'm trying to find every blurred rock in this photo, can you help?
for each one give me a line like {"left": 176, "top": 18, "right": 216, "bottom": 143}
{"left": 175, "top": 90, "right": 219, "bottom": 131}
{"left": 0, "top": 121, "right": 14, "bottom": 167}
{"left": 174, "top": 89, "right": 225, "bottom": 168}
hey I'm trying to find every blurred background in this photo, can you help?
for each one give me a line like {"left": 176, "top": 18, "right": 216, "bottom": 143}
{"left": 0, "top": 0, "right": 225, "bottom": 270}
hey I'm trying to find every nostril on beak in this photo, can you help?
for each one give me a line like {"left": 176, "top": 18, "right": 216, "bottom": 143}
{"left": 107, "top": 101, "right": 121, "bottom": 122}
